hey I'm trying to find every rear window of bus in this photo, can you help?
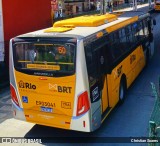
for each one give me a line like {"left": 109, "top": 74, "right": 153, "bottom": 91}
{"left": 12, "top": 39, "right": 76, "bottom": 77}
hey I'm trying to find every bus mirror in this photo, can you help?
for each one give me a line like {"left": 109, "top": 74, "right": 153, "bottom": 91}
{"left": 153, "top": 19, "right": 156, "bottom": 25}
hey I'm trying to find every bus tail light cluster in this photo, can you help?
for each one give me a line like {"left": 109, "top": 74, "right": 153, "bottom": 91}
{"left": 10, "top": 84, "right": 20, "bottom": 107}
{"left": 76, "top": 91, "right": 90, "bottom": 116}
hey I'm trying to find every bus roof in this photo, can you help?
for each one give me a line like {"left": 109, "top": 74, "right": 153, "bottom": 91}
{"left": 16, "top": 11, "right": 150, "bottom": 39}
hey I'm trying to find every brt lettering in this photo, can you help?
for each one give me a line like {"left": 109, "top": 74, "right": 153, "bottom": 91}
{"left": 58, "top": 86, "right": 72, "bottom": 93}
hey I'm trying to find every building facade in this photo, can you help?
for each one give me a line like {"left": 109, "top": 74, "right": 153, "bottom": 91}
{"left": 1, "top": 0, "right": 52, "bottom": 65}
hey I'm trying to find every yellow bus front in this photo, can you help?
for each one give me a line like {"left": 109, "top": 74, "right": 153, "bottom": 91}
{"left": 10, "top": 37, "right": 94, "bottom": 132}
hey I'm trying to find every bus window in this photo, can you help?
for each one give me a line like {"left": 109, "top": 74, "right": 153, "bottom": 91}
{"left": 108, "top": 31, "right": 125, "bottom": 60}
{"left": 85, "top": 44, "right": 97, "bottom": 79}
{"left": 119, "top": 28, "right": 126, "bottom": 43}
{"left": 138, "top": 21, "right": 145, "bottom": 40}
{"left": 132, "top": 22, "right": 143, "bottom": 43}
{"left": 13, "top": 41, "right": 76, "bottom": 77}
{"left": 143, "top": 20, "right": 149, "bottom": 36}
{"left": 85, "top": 36, "right": 108, "bottom": 79}
{"left": 132, "top": 21, "right": 146, "bottom": 43}
{"left": 15, "top": 44, "right": 25, "bottom": 67}
{"left": 125, "top": 25, "right": 134, "bottom": 45}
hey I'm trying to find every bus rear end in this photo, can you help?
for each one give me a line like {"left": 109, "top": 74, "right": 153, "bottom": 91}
{"left": 9, "top": 37, "right": 93, "bottom": 132}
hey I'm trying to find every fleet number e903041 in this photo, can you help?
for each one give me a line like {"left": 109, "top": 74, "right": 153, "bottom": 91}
{"left": 36, "top": 101, "right": 55, "bottom": 107}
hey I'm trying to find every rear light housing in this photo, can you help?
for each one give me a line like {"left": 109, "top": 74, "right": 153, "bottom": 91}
{"left": 76, "top": 91, "right": 90, "bottom": 116}
{"left": 10, "top": 84, "right": 20, "bottom": 107}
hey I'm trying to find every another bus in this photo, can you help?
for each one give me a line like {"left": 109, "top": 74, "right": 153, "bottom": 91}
{"left": 154, "top": 0, "right": 160, "bottom": 11}
{"left": 10, "top": 11, "right": 155, "bottom": 132}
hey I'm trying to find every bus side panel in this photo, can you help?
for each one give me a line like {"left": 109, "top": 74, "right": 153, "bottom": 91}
{"left": 123, "top": 46, "right": 145, "bottom": 89}
{"left": 70, "top": 40, "right": 92, "bottom": 132}
{"left": 107, "top": 58, "right": 133, "bottom": 107}
{"left": 126, "top": 45, "right": 145, "bottom": 88}
{"left": 135, "top": 46, "right": 145, "bottom": 78}
{"left": 107, "top": 46, "right": 146, "bottom": 108}
{"left": 101, "top": 77, "right": 109, "bottom": 113}
{"left": 107, "top": 74, "right": 120, "bottom": 108}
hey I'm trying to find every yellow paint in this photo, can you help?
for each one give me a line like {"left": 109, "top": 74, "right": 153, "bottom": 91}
{"left": 106, "top": 16, "right": 138, "bottom": 33}
{"left": 101, "top": 77, "right": 109, "bottom": 112}
{"left": 44, "top": 27, "right": 73, "bottom": 33}
{"left": 18, "top": 61, "right": 74, "bottom": 65}
{"left": 106, "top": 74, "right": 119, "bottom": 108}
{"left": 101, "top": 45, "right": 146, "bottom": 117}
{"left": 27, "top": 64, "right": 60, "bottom": 70}
{"left": 96, "top": 32, "right": 103, "bottom": 38}
{"left": 15, "top": 70, "right": 76, "bottom": 129}
{"left": 53, "top": 14, "right": 117, "bottom": 28}
{"left": 18, "top": 60, "right": 31, "bottom": 63}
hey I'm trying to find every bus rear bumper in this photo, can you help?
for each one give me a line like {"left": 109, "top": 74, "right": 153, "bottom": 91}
{"left": 12, "top": 101, "right": 99, "bottom": 132}
{"left": 12, "top": 100, "right": 26, "bottom": 121}
{"left": 70, "top": 108, "right": 101, "bottom": 132}
{"left": 70, "top": 111, "right": 91, "bottom": 132}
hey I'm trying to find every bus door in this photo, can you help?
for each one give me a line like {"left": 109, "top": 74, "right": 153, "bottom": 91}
{"left": 85, "top": 36, "right": 110, "bottom": 124}
{"left": 92, "top": 45, "right": 110, "bottom": 115}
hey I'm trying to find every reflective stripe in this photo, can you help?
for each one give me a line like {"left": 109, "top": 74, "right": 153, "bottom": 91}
{"left": 12, "top": 100, "right": 23, "bottom": 111}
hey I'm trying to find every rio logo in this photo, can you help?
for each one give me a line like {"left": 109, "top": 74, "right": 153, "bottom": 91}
{"left": 18, "top": 80, "right": 36, "bottom": 90}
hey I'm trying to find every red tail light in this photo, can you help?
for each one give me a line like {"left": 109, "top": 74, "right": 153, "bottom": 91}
{"left": 10, "top": 84, "right": 20, "bottom": 107}
{"left": 76, "top": 91, "right": 90, "bottom": 116}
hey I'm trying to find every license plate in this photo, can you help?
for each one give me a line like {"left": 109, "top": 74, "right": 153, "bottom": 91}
{"left": 41, "top": 107, "right": 53, "bottom": 113}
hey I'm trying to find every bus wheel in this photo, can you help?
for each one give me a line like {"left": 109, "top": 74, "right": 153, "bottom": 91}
{"left": 119, "top": 77, "right": 126, "bottom": 104}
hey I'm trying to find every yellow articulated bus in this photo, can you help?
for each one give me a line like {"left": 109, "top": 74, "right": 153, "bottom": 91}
{"left": 10, "top": 11, "right": 155, "bottom": 132}
{"left": 154, "top": 0, "right": 160, "bottom": 11}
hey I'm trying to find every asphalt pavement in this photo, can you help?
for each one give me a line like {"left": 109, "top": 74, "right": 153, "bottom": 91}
{"left": 0, "top": 87, "right": 12, "bottom": 123}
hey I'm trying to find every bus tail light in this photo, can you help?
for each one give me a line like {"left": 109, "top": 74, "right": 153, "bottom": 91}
{"left": 76, "top": 91, "right": 90, "bottom": 116}
{"left": 10, "top": 84, "right": 20, "bottom": 107}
